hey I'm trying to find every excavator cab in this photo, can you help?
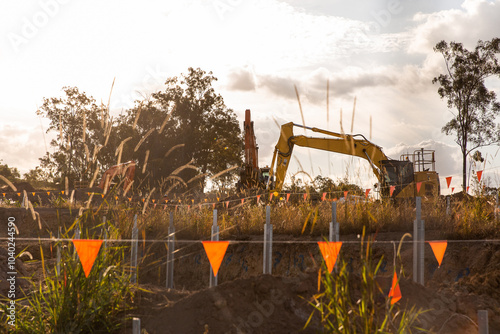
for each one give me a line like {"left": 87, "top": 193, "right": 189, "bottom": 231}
{"left": 379, "top": 160, "right": 415, "bottom": 198}
{"left": 400, "top": 149, "right": 440, "bottom": 197}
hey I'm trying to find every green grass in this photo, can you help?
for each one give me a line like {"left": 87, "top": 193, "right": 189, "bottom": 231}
{"left": 1, "top": 227, "right": 134, "bottom": 333}
{"left": 305, "top": 229, "right": 428, "bottom": 333}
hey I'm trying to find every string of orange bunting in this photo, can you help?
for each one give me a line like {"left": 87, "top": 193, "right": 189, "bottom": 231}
{"left": 70, "top": 238, "right": 449, "bottom": 304}
{"left": 0, "top": 169, "right": 487, "bottom": 208}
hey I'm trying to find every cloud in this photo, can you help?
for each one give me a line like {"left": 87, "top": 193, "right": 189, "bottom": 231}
{"left": 408, "top": 0, "right": 500, "bottom": 53}
{"left": 250, "top": 66, "right": 397, "bottom": 104}
{"left": 226, "top": 67, "right": 256, "bottom": 91}
{"left": 256, "top": 73, "right": 297, "bottom": 100}
{"left": 0, "top": 121, "right": 51, "bottom": 174}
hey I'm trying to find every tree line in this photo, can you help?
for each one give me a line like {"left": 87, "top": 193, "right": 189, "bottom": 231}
{"left": 32, "top": 67, "right": 243, "bottom": 195}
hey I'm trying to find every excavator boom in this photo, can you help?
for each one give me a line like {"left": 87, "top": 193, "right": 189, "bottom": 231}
{"left": 268, "top": 122, "right": 440, "bottom": 199}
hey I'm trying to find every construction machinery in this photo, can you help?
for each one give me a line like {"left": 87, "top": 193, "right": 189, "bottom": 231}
{"left": 237, "top": 109, "right": 271, "bottom": 191}
{"left": 98, "top": 160, "right": 136, "bottom": 193}
{"left": 268, "top": 122, "right": 440, "bottom": 199}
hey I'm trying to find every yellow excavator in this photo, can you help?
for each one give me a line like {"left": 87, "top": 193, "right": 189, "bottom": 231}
{"left": 267, "top": 122, "right": 440, "bottom": 199}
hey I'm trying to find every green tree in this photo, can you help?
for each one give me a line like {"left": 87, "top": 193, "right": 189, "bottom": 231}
{"left": 118, "top": 68, "right": 243, "bottom": 193}
{"left": 313, "top": 175, "right": 363, "bottom": 196}
{"left": 23, "top": 166, "right": 54, "bottom": 188}
{"left": 36, "top": 86, "right": 113, "bottom": 188}
{"left": 433, "top": 38, "right": 500, "bottom": 191}
{"left": 0, "top": 160, "right": 21, "bottom": 181}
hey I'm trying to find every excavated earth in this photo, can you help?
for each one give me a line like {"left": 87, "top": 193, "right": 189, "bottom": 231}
{"left": 1, "top": 207, "right": 500, "bottom": 333}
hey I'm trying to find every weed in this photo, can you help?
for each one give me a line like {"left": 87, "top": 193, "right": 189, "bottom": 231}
{"left": 1, "top": 230, "right": 134, "bottom": 333}
{"left": 305, "top": 228, "right": 428, "bottom": 333}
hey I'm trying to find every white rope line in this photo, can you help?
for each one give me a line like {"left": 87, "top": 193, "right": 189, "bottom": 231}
{"left": 2, "top": 237, "right": 500, "bottom": 244}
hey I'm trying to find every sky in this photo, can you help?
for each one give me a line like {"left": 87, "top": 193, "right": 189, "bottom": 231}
{"left": 1, "top": 0, "right": 500, "bottom": 194}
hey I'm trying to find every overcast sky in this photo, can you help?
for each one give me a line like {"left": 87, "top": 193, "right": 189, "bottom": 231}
{"left": 1, "top": 0, "right": 500, "bottom": 194}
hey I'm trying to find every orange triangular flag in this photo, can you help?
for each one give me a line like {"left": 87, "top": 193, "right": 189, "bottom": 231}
{"left": 477, "top": 170, "right": 483, "bottom": 182}
{"left": 72, "top": 239, "right": 103, "bottom": 278}
{"left": 32, "top": 192, "right": 35, "bottom": 196}
{"left": 416, "top": 182, "right": 422, "bottom": 194}
{"left": 61, "top": 191, "right": 64, "bottom": 195}
{"left": 241, "top": 198, "right": 245, "bottom": 204}
{"left": 390, "top": 186, "right": 396, "bottom": 197}
{"left": 152, "top": 199, "right": 156, "bottom": 203}
{"left": 47, "top": 191, "right": 50, "bottom": 196}
{"left": 2, "top": 193, "right": 5, "bottom": 197}
{"left": 165, "top": 199, "right": 168, "bottom": 203}
{"left": 17, "top": 192, "right": 21, "bottom": 196}
{"left": 451, "top": 187, "right": 454, "bottom": 193}
{"left": 467, "top": 186, "right": 470, "bottom": 192}
{"left": 202, "top": 241, "right": 229, "bottom": 277}
{"left": 303, "top": 193, "right": 308, "bottom": 201}
{"left": 365, "top": 189, "right": 371, "bottom": 198}
{"left": 446, "top": 176, "right": 452, "bottom": 188}
{"left": 128, "top": 197, "right": 132, "bottom": 202}
{"left": 317, "top": 241, "right": 342, "bottom": 273}
{"left": 344, "top": 191, "right": 348, "bottom": 198}
{"left": 428, "top": 241, "right": 447, "bottom": 267}
{"left": 322, "top": 192, "right": 327, "bottom": 201}
{"left": 286, "top": 193, "right": 290, "bottom": 202}
{"left": 101, "top": 194, "right": 104, "bottom": 198}
{"left": 388, "top": 271, "right": 402, "bottom": 304}
{"left": 257, "top": 195, "right": 261, "bottom": 202}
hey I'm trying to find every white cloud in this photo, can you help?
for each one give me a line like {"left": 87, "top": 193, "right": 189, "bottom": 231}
{"left": 0, "top": 121, "right": 53, "bottom": 174}
{"left": 408, "top": 0, "right": 500, "bottom": 53}
{"left": 226, "top": 66, "right": 256, "bottom": 91}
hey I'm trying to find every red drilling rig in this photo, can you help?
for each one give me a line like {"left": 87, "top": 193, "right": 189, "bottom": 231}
{"left": 237, "top": 109, "right": 271, "bottom": 191}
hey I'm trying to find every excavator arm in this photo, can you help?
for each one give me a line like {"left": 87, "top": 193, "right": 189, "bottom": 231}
{"left": 267, "top": 122, "right": 440, "bottom": 199}
{"left": 268, "top": 122, "right": 389, "bottom": 192}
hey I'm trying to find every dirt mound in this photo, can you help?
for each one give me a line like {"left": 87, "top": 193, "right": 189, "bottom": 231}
{"left": 120, "top": 272, "right": 492, "bottom": 334}
{"left": 127, "top": 273, "right": 320, "bottom": 334}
